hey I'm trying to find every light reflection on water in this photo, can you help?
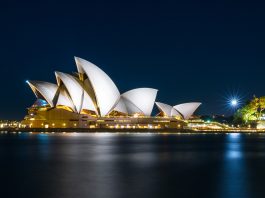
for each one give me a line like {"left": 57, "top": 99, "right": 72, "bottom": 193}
{"left": 217, "top": 133, "right": 249, "bottom": 198}
{"left": 226, "top": 133, "right": 243, "bottom": 159}
{"left": 1, "top": 132, "right": 265, "bottom": 198}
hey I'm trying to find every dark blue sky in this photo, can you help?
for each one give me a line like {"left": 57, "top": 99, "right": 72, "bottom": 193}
{"left": 1, "top": 0, "right": 265, "bottom": 119}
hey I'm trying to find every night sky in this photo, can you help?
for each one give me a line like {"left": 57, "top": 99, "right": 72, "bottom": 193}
{"left": 1, "top": 0, "right": 265, "bottom": 119}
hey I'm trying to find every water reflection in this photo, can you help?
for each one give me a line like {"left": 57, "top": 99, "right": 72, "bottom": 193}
{"left": 226, "top": 133, "right": 243, "bottom": 159}
{"left": 36, "top": 133, "right": 51, "bottom": 160}
{"left": 2, "top": 133, "right": 265, "bottom": 198}
{"left": 218, "top": 133, "right": 249, "bottom": 198}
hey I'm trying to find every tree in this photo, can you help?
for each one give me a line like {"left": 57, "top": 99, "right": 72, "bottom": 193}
{"left": 234, "top": 96, "right": 265, "bottom": 123}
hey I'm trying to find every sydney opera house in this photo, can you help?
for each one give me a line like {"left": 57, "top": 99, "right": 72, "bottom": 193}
{"left": 21, "top": 57, "right": 201, "bottom": 129}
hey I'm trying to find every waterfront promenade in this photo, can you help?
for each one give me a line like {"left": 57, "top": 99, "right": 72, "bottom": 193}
{"left": 0, "top": 127, "right": 264, "bottom": 133}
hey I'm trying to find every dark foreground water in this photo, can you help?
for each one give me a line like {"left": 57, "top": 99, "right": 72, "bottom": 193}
{"left": 1, "top": 132, "right": 265, "bottom": 198}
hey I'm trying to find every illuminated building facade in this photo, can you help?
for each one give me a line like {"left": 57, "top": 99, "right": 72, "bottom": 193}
{"left": 21, "top": 57, "right": 201, "bottom": 129}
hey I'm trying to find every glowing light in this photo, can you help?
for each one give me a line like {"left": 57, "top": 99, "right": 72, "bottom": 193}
{"left": 133, "top": 113, "right": 139, "bottom": 118}
{"left": 223, "top": 89, "right": 244, "bottom": 113}
{"left": 230, "top": 99, "right": 238, "bottom": 107}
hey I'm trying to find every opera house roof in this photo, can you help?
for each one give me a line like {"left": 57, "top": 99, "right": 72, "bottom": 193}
{"left": 27, "top": 57, "right": 201, "bottom": 119}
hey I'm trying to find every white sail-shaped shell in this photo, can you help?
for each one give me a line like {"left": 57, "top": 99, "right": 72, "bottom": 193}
{"left": 171, "top": 108, "right": 182, "bottom": 117}
{"left": 55, "top": 71, "right": 96, "bottom": 113}
{"left": 173, "top": 102, "right": 201, "bottom": 119}
{"left": 27, "top": 81, "right": 58, "bottom": 107}
{"left": 122, "top": 98, "right": 143, "bottom": 115}
{"left": 56, "top": 86, "right": 75, "bottom": 111}
{"left": 155, "top": 102, "right": 173, "bottom": 116}
{"left": 113, "top": 98, "right": 128, "bottom": 114}
{"left": 122, "top": 88, "right": 158, "bottom": 116}
{"left": 74, "top": 57, "right": 120, "bottom": 116}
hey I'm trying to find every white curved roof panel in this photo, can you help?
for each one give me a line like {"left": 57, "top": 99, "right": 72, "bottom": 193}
{"left": 56, "top": 86, "right": 75, "bottom": 111}
{"left": 171, "top": 108, "right": 182, "bottom": 117}
{"left": 55, "top": 71, "right": 96, "bottom": 113}
{"left": 122, "top": 88, "right": 158, "bottom": 116}
{"left": 74, "top": 56, "right": 85, "bottom": 74}
{"left": 173, "top": 102, "right": 201, "bottom": 119}
{"left": 113, "top": 98, "right": 128, "bottom": 114}
{"left": 27, "top": 81, "right": 58, "bottom": 107}
{"left": 82, "top": 92, "right": 98, "bottom": 114}
{"left": 83, "top": 78, "right": 98, "bottom": 106}
{"left": 74, "top": 57, "right": 120, "bottom": 116}
{"left": 155, "top": 102, "right": 173, "bottom": 117}
{"left": 122, "top": 97, "right": 143, "bottom": 115}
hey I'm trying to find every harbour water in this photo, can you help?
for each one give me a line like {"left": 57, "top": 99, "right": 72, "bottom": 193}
{"left": 1, "top": 132, "right": 265, "bottom": 198}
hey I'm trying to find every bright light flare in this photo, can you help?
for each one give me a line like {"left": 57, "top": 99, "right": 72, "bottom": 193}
{"left": 230, "top": 99, "right": 238, "bottom": 107}
{"left": 222, "top": 88, "right": 245, "bottom": 114}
